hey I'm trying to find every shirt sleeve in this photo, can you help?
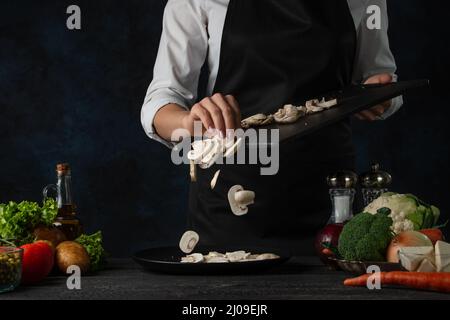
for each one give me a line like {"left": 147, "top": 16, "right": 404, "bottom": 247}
{"left": 141, "top": 0, "right": 208, "bottom": 147}
{"left": 351, "top": 0, "right": 403, "bottom": 119}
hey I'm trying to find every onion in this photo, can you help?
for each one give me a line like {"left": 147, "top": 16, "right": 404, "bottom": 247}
{"left": 315, "top": 224, "right": 344, "bottom": 265}
{"left": 386, "top": 231, "right": 433, "bottom": 263}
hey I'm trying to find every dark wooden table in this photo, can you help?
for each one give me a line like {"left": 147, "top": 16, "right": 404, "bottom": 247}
{"left": 1, "top": 257, "right": 449, "bottom": 300}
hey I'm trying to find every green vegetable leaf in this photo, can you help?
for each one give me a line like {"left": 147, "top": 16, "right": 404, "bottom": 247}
{"left": 422, "top": 210, "right": 436, "bottom": 229}
{"left": 407, "top": 212, "right": 424, "bottom": 230}
{"left": 76, "top": 231, "right": 107, "bottom": 272}
{"left": 0, "top": 199, "right": 58, "bottom": 245}
{"left": 431, "top": 206, "right": 440, "bottom": 225}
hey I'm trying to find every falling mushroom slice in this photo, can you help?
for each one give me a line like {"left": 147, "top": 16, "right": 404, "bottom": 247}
{"left": 199, "top": 143, "right": 222, "bottom": 169}
{"left": 210, "top": 170, "right": 221, "bottom": 190}
{"left": 179, "top": 230, "right": 200, "bottom": 254}
{"left": 190, "top": 160, "right": 197, "bottom": 182}
{"left": 224, "top": 137, "right": 243, "bottom": 158}
{"left": 228, "top": 185, "right": 256, "bottom": 216}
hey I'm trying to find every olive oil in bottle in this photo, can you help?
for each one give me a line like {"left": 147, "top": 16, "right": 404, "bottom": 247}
{"left": 43, "top": 163, "right": 83, "bottom": 240}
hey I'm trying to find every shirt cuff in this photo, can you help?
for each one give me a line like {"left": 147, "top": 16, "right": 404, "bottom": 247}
{"left": 141, "top": 97, "right": 189, "bottom": 148}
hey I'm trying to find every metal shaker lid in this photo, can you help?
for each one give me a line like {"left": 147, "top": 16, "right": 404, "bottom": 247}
{"left": 327, "top": 171, "right": 358, "bottom": 189}
{"left": 360, "top": 163, "right": 392, "bottom": 188}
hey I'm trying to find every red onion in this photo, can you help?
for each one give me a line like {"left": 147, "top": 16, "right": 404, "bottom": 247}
{"left": 315, "top": 224, "right": 344, "bottom": 265}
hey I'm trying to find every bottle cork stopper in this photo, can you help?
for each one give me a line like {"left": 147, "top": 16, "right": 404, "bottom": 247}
{"left": 56, "top": 163, "right": 71, "bottom": 173}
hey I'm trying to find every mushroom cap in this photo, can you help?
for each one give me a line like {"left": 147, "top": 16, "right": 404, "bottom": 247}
{"left": 227, "top": 185, "right": 248, "bottom": 216}
{"left": 234, "top": 190, "right": 255, "bottom": 206}
{"left": 179, "top": 230, "right": 200, "bottom": 254}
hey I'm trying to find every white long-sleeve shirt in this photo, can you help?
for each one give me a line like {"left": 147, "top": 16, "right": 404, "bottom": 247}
{"left": 142, "top": 0, "right": 402, "bottom": 147}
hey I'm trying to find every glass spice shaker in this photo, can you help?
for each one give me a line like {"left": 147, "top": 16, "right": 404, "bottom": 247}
{"left": 360, "top": 163, "right": 392, "bottom": 206}
{"left": 326, "top": 171, "right": 358, "bottom": 225}
{"left": 315, "top": 171, "right": 358, "bottom": 267}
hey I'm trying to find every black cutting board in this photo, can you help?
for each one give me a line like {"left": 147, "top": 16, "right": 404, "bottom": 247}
{"left": 261, "top": 79, "right": 429, "bottom": 142}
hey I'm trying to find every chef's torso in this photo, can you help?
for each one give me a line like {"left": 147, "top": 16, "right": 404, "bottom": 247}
{"left": 203, "top": 0, "right": 373, "bottom": 97}
{"left": 188, "top": 0, "right": 358, "bottom": 254}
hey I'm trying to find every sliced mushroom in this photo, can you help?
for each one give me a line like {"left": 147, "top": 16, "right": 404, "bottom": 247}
{"left": 206, "top": 256, "right": 230, "bottom": 263}
{"left": 306, "top": 105, "right": 324, "bottom": 114}
{"left": 188, "top": 139, "right": 214, "bottom": 162}
{"left": 224, "top": 137, "right": 236, "bottom": 150}
{"left": 179, "top": 230, "right": 200, "bottom": 254}
{"left": 241, "top": 114, "right": 273, "bottom": 129}
{"left": 206, "top": 251, "right": 226, "bottom": 258}
{"left": 296, "top": 105, "right": 307, "bottom": 113}
{"left": 274, "top": 105, "right": 304, "bottom": 124}
{"left": 181, "top": 253, "right": 204, "bottom": 263}
{"left": 199, "top": 139, "right": 222, "bottom": 169}
{"left": 226, "top": 251, "right": 250, "bottom": 262}
{"left": 224, "top": 137, "right": 243, "bottom": 158}
{"left": 255, "top": 253, "right": 280, "bottom": 260}
{"left": 305, "top": 99, "right": 320, "bottom": 108}
{"left": 228, "top": 185, "right": 256, "bottom": 216}
{"left": 210, "top": 170, "right": 221, "bottom": 189}
{"left": 190, "top": 160, "right": 197, "bottom": 182}
{"left": 317, "top": 98, "right": 337, "bottom": 109}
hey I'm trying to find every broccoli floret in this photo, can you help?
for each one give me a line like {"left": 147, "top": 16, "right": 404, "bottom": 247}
{"left": 338, "top": 209, "right": 393, "bottom": 261}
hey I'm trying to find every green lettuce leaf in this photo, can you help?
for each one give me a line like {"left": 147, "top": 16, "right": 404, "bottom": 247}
{"left": 76, "top": 231, "right": 107, "bottom": 272}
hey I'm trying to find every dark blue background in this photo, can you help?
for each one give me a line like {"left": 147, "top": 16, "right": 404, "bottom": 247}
{"left": 1, "top": 1, "right": 449, "bottom": 256}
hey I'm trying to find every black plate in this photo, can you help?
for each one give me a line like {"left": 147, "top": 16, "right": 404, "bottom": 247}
{"left": 133, "top": 246, "right": 290, "bottom": 275}
{"left": 268, "top": 79, "right": 429, "bottom": 142}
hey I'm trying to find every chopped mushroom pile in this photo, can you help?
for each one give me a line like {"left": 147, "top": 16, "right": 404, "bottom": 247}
{"left": 241, "top": 97, "right": 338, "bottom": 128}
{"left": 189, "top": 136, "right": 243, "bottom": 181}
{"left": 180, "top": 251, "right": 280, "bottom": 263}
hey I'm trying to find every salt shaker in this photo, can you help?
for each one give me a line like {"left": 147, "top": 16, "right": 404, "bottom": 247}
{"left": 315, "top": 171, "right": 358, "bottom": 267}
{"left": 326, "top": 171, "right": 358, "bottom": 224}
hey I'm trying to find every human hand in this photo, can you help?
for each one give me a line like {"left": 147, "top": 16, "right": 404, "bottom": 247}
{"left": 355, "top": 73, "right": 393, "bottom": 121}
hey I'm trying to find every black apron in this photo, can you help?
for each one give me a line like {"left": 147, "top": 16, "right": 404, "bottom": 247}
{"left": 188, "top": 0, "right": 357, "bottom": 255}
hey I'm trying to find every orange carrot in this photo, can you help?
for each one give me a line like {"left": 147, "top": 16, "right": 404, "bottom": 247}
{"left": 419, "top": 229, "right": 444, "bottom": 245}
{"left": 344, "top": 272, "right": 450, "bottom": 293}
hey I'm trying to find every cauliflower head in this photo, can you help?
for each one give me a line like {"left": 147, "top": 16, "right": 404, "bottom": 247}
{"left": 364, "top": 193, "right": 440, "bottom": 234}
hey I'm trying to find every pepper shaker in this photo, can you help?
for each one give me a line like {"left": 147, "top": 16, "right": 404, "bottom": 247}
{"left": 360, "top": 163, "right": 392, "bottom": 206}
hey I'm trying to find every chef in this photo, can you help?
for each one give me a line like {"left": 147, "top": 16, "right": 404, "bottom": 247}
{"left": 141, "top": 0, "right": 402, "bottom": 254}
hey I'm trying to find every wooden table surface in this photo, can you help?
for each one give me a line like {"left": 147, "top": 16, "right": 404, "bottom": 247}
{"left": 1, "top": 257, "right": 449, "bottom": 300}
